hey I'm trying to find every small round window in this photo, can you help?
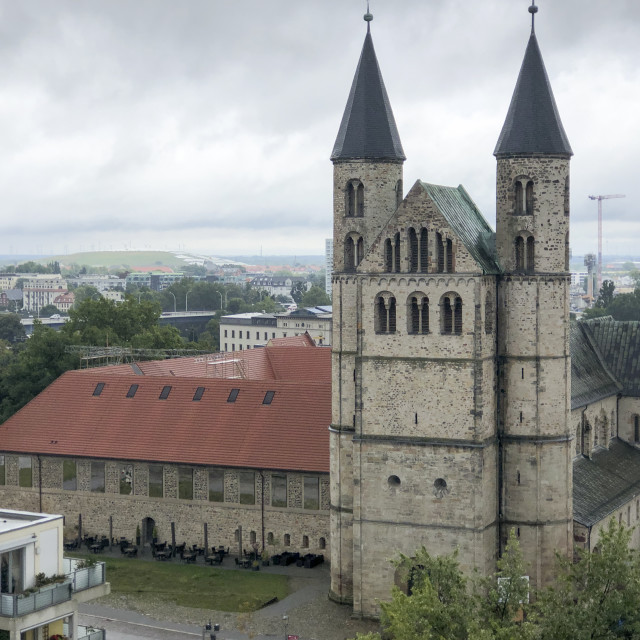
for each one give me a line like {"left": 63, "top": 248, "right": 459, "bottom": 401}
{"left": 388, "top": 475, "right": 401, "bottom": 487}
{"left": 433, "top": 478, "right": 449, "bottom": 498}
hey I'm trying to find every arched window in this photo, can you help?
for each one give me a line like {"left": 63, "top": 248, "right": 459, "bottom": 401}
{"left": 394, "top": 233, "right": 401, "bottom": 273}
{"left": 284, "top": 533, "right": 291, "bottom": 546}
{"left": 526, "top": 236, "right": 535, "bottom": 272}
{"left": 250, "top": 530, "right": 257, "bottom": 544}
{"left": 419, "top": 229, "right": 428, "bottom": 273}
{"left": 375, "top": 294, "right": 396, "bottom": 334}
{"left": 515, "top": 181, "right": 523, "bottom": 215}
{"left": 384, "top": 239, "right": 393, "bottom": 272}
{"left": 525, "top": 181, "right": 534, "bottom": 215}
{"left": 318, "top": 537, "right": 326, "bottom": 550}
{"left": 395, "top": 179, "right": 403, "bottom": 209}
{"left": 408, "top": 228, "right": 418, "bottom": 272}
{"left": 346, "top": 182, "right": 355, "bottom": 217}
{"left": 267, "top": 532, "right": 274, "bottom": 545}
{"left": 515, "top": 236, "right": 524, "bottom": 270}
{"left": 408, "top": 295, "right": 429, "bottom": 334}
{"left": 356, "top": 182, "right": 364, "bottom": 217}
{"left": 446, "top": 238, "right": 454, "bottom": 273}
{"left": 441, "top": 293, "right": 462, "bottom": 335}
{"left": 564, "top": 176, "right": 570, "bottom": 216}
{"left": 302, "top": 535, "right": 309, "bottom": 548}
{"left": 485, "top": 291, "right": 494, "bottom": 334}
{"left": 345, "top": 236, "right": 355, "bottom": 272}
{"left": 436, "top": 233, "right": 445, "bottom": 273}
{"left": 356, "top": 237, "right": 364, "bottom": 267}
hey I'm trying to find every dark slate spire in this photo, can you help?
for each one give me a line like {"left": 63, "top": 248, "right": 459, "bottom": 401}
{"left": 331, "top": 17, "right": 405, "bottom": 162}
{"left": 494, "top": 31, "right": 573, "bottom": 157}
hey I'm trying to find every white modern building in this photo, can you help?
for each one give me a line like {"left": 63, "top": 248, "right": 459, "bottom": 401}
{"left": 0, "top": 508, "right": 109, "bottom": 640}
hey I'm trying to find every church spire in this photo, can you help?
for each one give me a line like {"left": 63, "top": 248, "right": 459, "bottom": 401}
{"left": 494, "top": 2, "right": 572, "bottom": 157}
{"left": 330, "top": 9, "right": 405, "bottom": 162}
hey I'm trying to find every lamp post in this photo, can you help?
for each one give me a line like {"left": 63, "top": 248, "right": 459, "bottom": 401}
{"left": 168, "top": 291, "right": 176, "bottom": 313}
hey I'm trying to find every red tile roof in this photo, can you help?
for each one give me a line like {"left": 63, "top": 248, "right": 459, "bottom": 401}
{"left": 267, "top": 332, "right": 316, "bottom": 348}
{"left": 0, "top": 339, "right": 332, "bottom": 473}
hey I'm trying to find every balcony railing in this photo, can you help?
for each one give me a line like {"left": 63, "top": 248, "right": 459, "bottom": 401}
{"left": 0, "top": 582, "right": 72, "bottom": 617}
{"left": 63, "top": 560, "right": 107, "bottom": 593}
{"left": 77, "top": 625, "right": 105, "bottom": 640}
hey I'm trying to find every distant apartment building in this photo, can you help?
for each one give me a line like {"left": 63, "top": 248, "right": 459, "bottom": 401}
{"left": 125, "top": 271, "right": 190, "bottom": 291}
{"left": 249, "top": 276, "right": 309, "bottom": 300}
{"left": 22, "top": 275, "right": 68, "bottom": 313}
{"left": 53, "top": 291, "right": 75, "bottom": 313}
{"left": 0, "top": 273, "right": 22, "bottom": 292}
{"left": 220, "top": 307, "right": 332, "bottom": 351}
{"left": 325, "top": 239, "right": 333, "bottom": 298}
{"left": 571, "top": 270, "right": 588, "bottom": 287}
{"left": 66, "top": 275, "right": 126, "bottom": 291}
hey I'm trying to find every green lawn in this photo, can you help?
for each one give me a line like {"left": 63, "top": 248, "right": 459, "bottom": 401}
{"left": 71, "top": 554, "right": 289, "bottom": 611}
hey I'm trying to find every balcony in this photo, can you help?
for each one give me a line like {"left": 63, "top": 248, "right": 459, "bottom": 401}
{"left": 0, "top": 582, "right": 72, "bottom": 617}
{"left": 63, "top": 559, "right": 107, "bottom": 593}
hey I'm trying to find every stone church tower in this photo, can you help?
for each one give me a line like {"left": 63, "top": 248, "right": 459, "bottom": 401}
{"left": 330, "top": 5, "right": 572, "bottom": 617}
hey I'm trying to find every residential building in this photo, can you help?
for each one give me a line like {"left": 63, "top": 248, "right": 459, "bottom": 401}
{"left": 22, "top": 276, "right": 68, "bottom": 314}
{"left": 0, "top": 508, "right": 109, "bottom": 640}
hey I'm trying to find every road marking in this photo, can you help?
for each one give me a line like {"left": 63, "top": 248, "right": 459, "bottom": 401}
{"left": 80, "top": 613, "right": 202, "bottom": 637}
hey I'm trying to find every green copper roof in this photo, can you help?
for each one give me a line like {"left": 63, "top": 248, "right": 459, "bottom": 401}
{"left": 331, "top": 31, "right": 405, "bottom": 162}
{"left": 494, "top": 34, "right": 572, "bottom": 157}
{"left": 419, "top": 182, "right": 500, "bottom": 274}
{"left": 582, "top": 317, "right": 640, "bottom": 397}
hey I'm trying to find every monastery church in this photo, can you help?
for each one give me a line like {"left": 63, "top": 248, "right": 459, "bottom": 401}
{"left": 328, "top": 4, "right": 640, "bottom": 617}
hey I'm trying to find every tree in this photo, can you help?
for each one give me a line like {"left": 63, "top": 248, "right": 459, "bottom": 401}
{"left": 301, "top": 285, "right": 331, "bottom": 307}
{"left": 291, "top": 281, "right": 307, "bottom": 303}
{"left": 72, "top": 285, "right": 101, "bottom": 306}
{"left": 595, "top": 280, "right": 615, "bottom": 308}
{"left": 0, "top": 314, "right": 26, "bottom": 342}
{"left": 535, "top": 519, "right": 640, "bottom": 640}
{"left": 38, "top": 304, "right": 60, "bottom": 318}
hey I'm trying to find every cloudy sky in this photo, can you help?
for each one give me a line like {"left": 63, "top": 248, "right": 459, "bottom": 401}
{"left": 0, "top": 0, "right": 638, "bottom": 259}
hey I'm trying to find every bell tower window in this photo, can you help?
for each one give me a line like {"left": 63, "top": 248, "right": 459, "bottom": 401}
{"left": 526, "top": 235, "right": 535, "bottom": 272}
{"left": 436, "top": 233, "right": 445, "bottom": 273}
{"left": 441, "top": 293, "right": 462, "bottom": 335}
{"left": 356, "top": 182, "right": 364, "bottom": 217}
{"left": 346, "top": 182, "right": 355, "bottom": 217}
{"left": 525, "top": 181, "right": 534, "bottom": 215}
{"left": 394, "top": 233, "right": 401, "bottom": 273}
{"left": 515, "top": 236, "right": 524, "bottom": 271}
{"left": 515, "top": 181, "right": 523, "bottom": 215}
{"left": 384, "top": 239, "right": 392, "bottom": 272}
{"left": 356, "top": 237, "right": 364, "bottom": 266}
{"left": 408, "top": 228, "right": 418, "bottom": 273}
{"left": 345, "top": 236, "right": 355, "bottom": 272}
{"left": 446, "top": 238, "right": 454, "bottom": 273}
{"left": 375, "top": 294, "right": 396, "bottom": 334}
{"left": 419, "top": 229, "right": 428, "bottom": 273}
{"left": 345, "top": 180, "right": 364, "bottom": 217}
{"left": 408, "top": 295, "right": 429, "bottom": 334}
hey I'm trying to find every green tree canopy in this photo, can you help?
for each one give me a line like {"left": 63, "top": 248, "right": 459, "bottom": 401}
{"left": 301, "top": 285, "right": 331, "bottom": 307}
{"left": 0, "top": 314, "right": 26, "bottom": 342}
{"left": 38, "top": 304, "right": 60, "bottom": 318}
{"left": 72, "top": 285, "right": 101, "bottom": 306}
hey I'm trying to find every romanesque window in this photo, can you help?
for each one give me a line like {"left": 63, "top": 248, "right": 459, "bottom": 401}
{"left": 250, "top": 531, "right": 257, "bottom": 545}
{"left": 515, "top": 181, "right": 523, "bottom": 215}
{"left": 346, "top": 180, "right": 364, "bottom": 217}
{"left": 272, "top": 474, "right": 287, "bottom": 507}
{"left": 394, "top": 233, "right": 401, "bottom": 272}
{"left": 302, "top": 535, "right": 309, "bottom": 548}
{"left": 284, "top": 534, "right": 291, "bottom": 546}
{"left": 408, "top": 228, "right": 418, "bottom": 273}
{"left": 267, "top": 532, "right": 274, "bottom": 545}
{"left": 515, "top": 236, "right": 524, "bottom": 270}
{"left": 375, "top": 294, "right": 396, "bottom": 334}
{"left": 63, "top": 460, "right": 77, "bottom": 491}
{"left": 356, "top": 182, "right": 364, "bottom": 216}
{"left": 525, "top": 181, "right": 534, "bottom": 215}
{"left": 419, "top": 229, "right": 428, "bottom": 273}
{"left": 209, "top": 469, "right": 224, "bottom": 502}
{"left": 408, "top": 295, "right": 429, "bottom": 334}
{"left": 178, "top": 467, "right": 193, "bottom": 500}
{"left": 485, "top": 292, "right": 494, "bottom": 334}
{"left": 91, "top": 461, "right": 105, "bottom": 493}
{"left": 120, "top": 464, "right": 133, "bottom": 495}
{"left": 319, "top": 537, "right": 326, "bottom": 549}
{"left": 526, "top": 236, "right": 535, "bottom": 272}
{"left": 436, "top": 233, "right": 445, "bottom": 273}
{"left": 239, "top": 471, "right": 255, "bottom": 505}
{"left": 345, "top": 236, "right": 355, "bottom": 272}
{"left": 384, "top": 238, "right": 393, "bottom": 272}
{"left": 149, "top": 465, "right": 163, "bottom": 498}
{"left": 357, "top": 236, "right": 364, "bottom": 267}
{"left": 304, "top": 476, "right": 320, "bottom": 510}
{"left": 441, "top": 293, "right": 462, "bottom": 335}
{"left": 446, "top": 238, "right": 454, "bottom": 273}
{"left": 346, "top": 182, "right": 355, "bottom": 217}
{"left": 395, "top": 179, "right": 403, "bottom": 208}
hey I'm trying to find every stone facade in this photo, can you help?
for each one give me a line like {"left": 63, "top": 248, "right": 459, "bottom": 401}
{"left": 0, "top": 454, "right": 329, "bottom": 555}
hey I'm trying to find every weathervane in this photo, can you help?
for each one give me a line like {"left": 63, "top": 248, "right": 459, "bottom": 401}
{"left": 364, "top": 1, "right": 373, "bottom": 32}
{"left": 529, "top": 0, "right": 538, "bottom": 34}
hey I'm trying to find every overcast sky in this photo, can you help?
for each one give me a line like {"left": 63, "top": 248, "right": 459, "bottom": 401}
{"left": 0, "top": 0, "right": 638, "bottom": 259}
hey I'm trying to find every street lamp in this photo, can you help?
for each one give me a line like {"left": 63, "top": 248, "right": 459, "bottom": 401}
{"left": 168, "top": 291, "right": 176, "bottom": 313}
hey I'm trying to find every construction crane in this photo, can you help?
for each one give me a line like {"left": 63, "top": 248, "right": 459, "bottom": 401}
{"left": 588, "top": 193, "right": 625, "bottom": 291}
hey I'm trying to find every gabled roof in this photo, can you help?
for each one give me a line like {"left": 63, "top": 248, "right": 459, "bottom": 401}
{"left": 0, "top": 371, "right": 330, "bottom": 473}
{"left": 570, "top": 322, "right": 622, "bottom": 410}
{"left": 581, "top": 317, "right": 640, "bottom": 397}
{"left": 494, "top": 34, "right": 572, "bottom": 157}
{"left": 574, "top": 439, "right": 640, "bottom": 527}
{"left": 419, "top": 182, "right": 500, "bottom": 274}
{"left": 331, "top": 30, "right": 405, "bottom": 162}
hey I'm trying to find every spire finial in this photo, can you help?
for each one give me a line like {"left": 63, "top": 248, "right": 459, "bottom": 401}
{"left": 364, "top": 1, "right": 373, "bottom": 33}
{"left": 528, "top": 0, "right": 538, "bottom": 34}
